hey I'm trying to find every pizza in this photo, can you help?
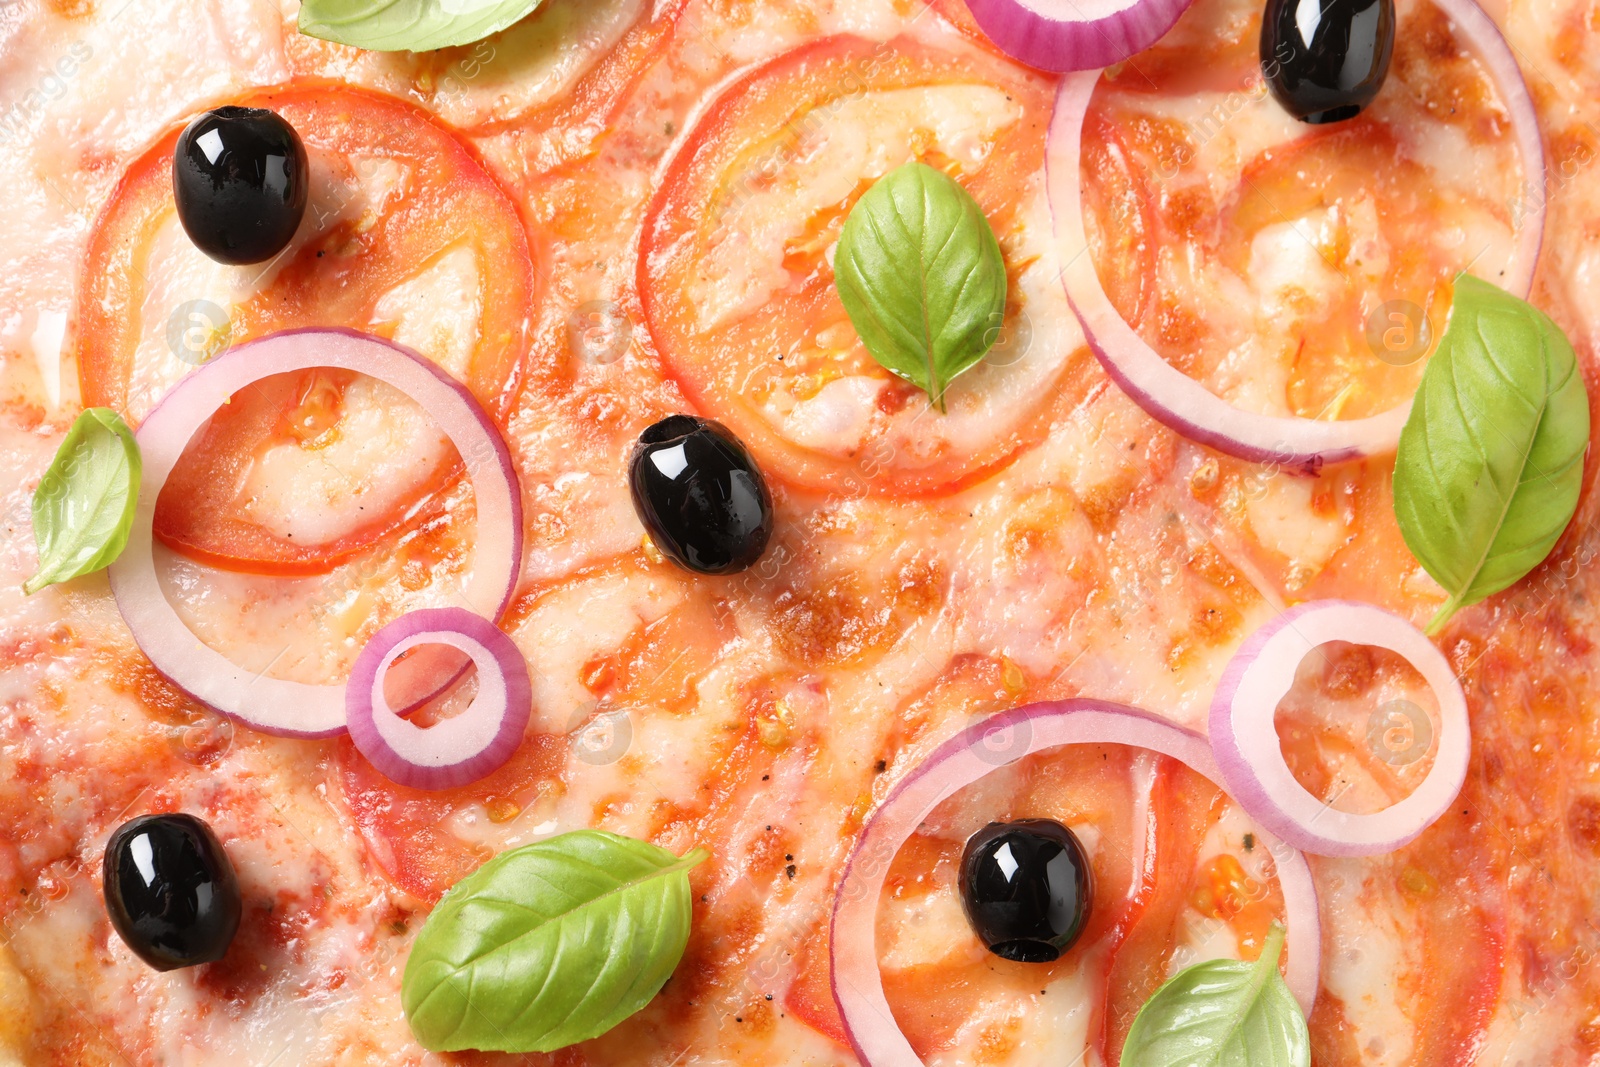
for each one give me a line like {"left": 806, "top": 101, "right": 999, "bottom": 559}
{"left": 0, "top": 0, "right": 1596, "bottom": 1062}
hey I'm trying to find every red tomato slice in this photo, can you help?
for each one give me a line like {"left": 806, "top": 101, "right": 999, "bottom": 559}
{"left": 1081, "top": 111, "right": 1157, "bottom": 332}
{"left": 1081, "top": 0, "right": 1521, "bottom": 427}
{"left": 1099, "top": 762, "right": 1286, "bottom": 1061}
{"left": 286, "top": 0, "right": 687, "bottom": 175}
{"left": 1273, "top": 642, "right": 1508, "bottom": 1066}
{"left": 483, "top": 0, "right": 688, "bottom": 172}
{"left": 923, "top": 0, "right": 1006, "bottom": 54}
{"left": 338, "top": 732, "right": 569, "bottom": 903}
{"left": 77, "top": 84, "right": 535, "bottom": 576}
{"left": 875, "top": 744, "right": 1149, "bottom": 1056}
{"left": 783, "top": 927, "right": 850, "bottom": 1046}
{"left": 638, "top": 36, "right": 1069, "bottom": 497}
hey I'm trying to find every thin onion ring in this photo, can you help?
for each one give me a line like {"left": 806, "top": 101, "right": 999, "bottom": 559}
{"left": 1209, "top": 600, "right": 1471, "bottom": 857}
{"left": 1045, "top": 0, "right": 1546, "bottom": 471}
{"left": 347, "top": 607, "right": 532, "bottom": 790}
{"left": 108, "top": 328, "right": 523, "bottom": 739}
{"left": 830, "top": 700, "right": 1320, "bottom": 1067}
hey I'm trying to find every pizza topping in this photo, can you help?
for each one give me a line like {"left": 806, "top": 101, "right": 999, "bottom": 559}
{"left": 1209, "top": 601, "right": 1470, "bottom": 856}
{"left": 832, "top": 700, "right": 1320, "bottom": 1067}
{"left": 102, "top": 814, "right": 242, "bottom": 972}
{"left": 834, "top": 162, "right": 1007, "bottom": 411}
{"left": 173, "top": 107, "right": 309, "bottom": 266}
{"left": 23, "top": 408, "right": 140, "bottom": 595}
{"left": 639, "top": 37, "right": 1071, "bottom": 496}
{"left": 347, "top": 607, "right": 532, "bottom": 791}
{"left": 628, "top": 415, "right": 774, "bottom": 576}
{"left": 1121, "top": 921, "right": 1311, "bottom": 1066}
{"left": 297, "top": 0, "right": 546, "bottom": 51}
{"left": 108, "top": 329, "right": 522, "bottom": 739}
{"left": 958, "top": 819, "right": 1093, "bottom": 963}
{"left": 1393, "top": 275, "right": 1589, "bottom": 634}
{"left": 962, "top": 0, "right": 1198, "bottom": 73}
{"left": 1262, "top": 0, "right": 1396, "bottom": 124}
{"left": 401, "top": 829, "right": 707, "bottom": 1053}
{"left": 80, "top": 84, "right": 534, "bottom": 574}
{"left": 1046, "top": 0, "right": 1545, "bottom": 471}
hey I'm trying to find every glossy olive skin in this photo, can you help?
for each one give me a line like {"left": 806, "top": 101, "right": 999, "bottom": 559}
{"left": 628, "top": 415, "right": 774, "bottom": 575}
{"left": 103, "top": 814, "right": 242, "bottom": 971}
{"left": 959, "top": 819, "right": 1093, "bottom": 963}
{"left": 1261, "top": 0, "right": 1395, "bottom": 124}
{"left": 173, "top": 106, "right": 308, "bottom": 264}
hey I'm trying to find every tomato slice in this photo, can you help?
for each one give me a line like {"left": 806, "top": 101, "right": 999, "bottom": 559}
{"left": 639, "top": 36, "right": 1078, "bottom": 497}
{"left": 482, "top": 0, "right": 688, "bottom": 171}
{"left": 875, "top": 744, "right": 1149, "bottom": 1057}
{"left": 77, "top": 83, "right": 535, "bottom": 575}
{"left": 288, "top": 0, "right": 688, "bottom": 174}
{"left": 1270, "top": 640, "right": 1508, "bottom": 1065}
{"left": 1082, "top": 0, "right": 1523, "bottom": 425}
{"left": 1099, "top": 762, "right": 1289, "bottom": 1061}
{"left": 923, "top": 0, "right": 1007, "bottom": 54}
{"left": 339, "top": 732, "right": 569, "bottom": 903}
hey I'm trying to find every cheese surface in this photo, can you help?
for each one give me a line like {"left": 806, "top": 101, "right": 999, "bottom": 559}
{"left": 1, "top": 0, "right": 1599, "bottom": 1064}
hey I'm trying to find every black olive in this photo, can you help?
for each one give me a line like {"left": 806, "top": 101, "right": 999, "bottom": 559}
{"left": 1261, "top": 0, "right": 1395, "bottom": 124}
{"left": 959, "top": 819, "right": 1093, "bottom": 963}
{"left": 102, "top": 814, "right": 242, "bottom": 971}
{"left": 628, "top": 415, "right": 774, "bottom": 575}
{"left": 173, "top": 106, "right": 309, "bottom": 265}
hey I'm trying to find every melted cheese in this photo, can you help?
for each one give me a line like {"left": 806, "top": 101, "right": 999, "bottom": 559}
{"left": 0, "top": 943, "right": 33, "bottom": 1065}
{"left": 0, "top": 0, "right": 1595, "bottom": 1062}
{"left": 687, "top": 84, "right": 1021, "bottom": 330}
{"left": 1319, "top": 859, "right": 1417, "bottom": 1065}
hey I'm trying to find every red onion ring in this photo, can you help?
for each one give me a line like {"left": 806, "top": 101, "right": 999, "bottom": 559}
{"left": 1045, "top": 0, "right": 1545, "bottom": 471}
{"left": 346, "top": 607, "right": 531, "bottom": 790}
{"left": 830, "top": 700, "right": 1320, "bottom": 1067}
{"left": 1209, "top": 601, "right": 1470, "bottom": 857}
{"left": 108, "top": 329, "right": 524, "bottom": 739}
{"left": 964, "top": 0, "right": 1196, "bottom": 72}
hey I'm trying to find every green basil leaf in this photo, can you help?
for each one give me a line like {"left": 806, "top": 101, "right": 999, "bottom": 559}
{"left": 24, "top": 408, "right": 141, "bottom": 595}
{"left": 833, "top": 161, "right": 1008, "bottom": 411}
{"left": 1393, "top": 274, "right": 1590, "bottom": 634}
{"left": 402, "top": 829, "right": 709, "bottom": 1053}
{"left": 1121, "top": 923, "right": 1309, "bottom": 1067}
{"left": 297, "top": 0, "right": 545, "bottom": 52}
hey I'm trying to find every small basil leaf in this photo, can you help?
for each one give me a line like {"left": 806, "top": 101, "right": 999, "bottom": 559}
{"left": 402, "top": 829, "right": 709, "bottom": 1053}
{"left": 834, "top": 162, "right": 1008, "bottom": 411}
{"left": 298, "top": 0, "right": 545, "bottom": 52}
{"left": 1121, "top": 923, "right": 1309, "bottom": 1067}
{"left": 1393, "top": 274, "right": 1590, "bottom": 634}
{"left": 24, "top": 408, "right": 141, "bottom": 595}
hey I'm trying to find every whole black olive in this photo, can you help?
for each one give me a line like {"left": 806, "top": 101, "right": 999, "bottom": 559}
{"left": 173, "top": 106, "right": 309, "bottom": 264}
{"left": 628, "top": 415, "right": 774, "bottom": 575}
{"left": 1261, "top": 0, "right": 1395, "bottom": 124}
{"left": 959, "top": 819, "right": 1093, "bottom": 963}
{"left": 103, "top": 813, "right": 241, "bottom": 971}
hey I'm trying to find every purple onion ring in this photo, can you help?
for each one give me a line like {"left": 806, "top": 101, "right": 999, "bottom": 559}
{"left": 963, "top": 0, "right": 1198, "bottom": 73}
{"left": 108, "top": 328, "right": 523, "bottom": 739}
{"left": 347, "top": 607, "right": 532, "bottom": 791}
{"left": 1209, "top": 600, "right": 1470, "bottom": 857}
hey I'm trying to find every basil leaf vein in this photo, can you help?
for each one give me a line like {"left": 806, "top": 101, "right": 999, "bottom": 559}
{"left": 24, "top": 407, "right": 141, "bottom": 595}
{"left": 834, "top": 162, "right": 1008, "bottom": 411}
{"left": 402, "top": 829, "right": 708, "bottom": 1053}
{"left": 298, "top": 0, "right": 545, "bottom": 52}
{"left": 1393, "top": 274, "right": 1590, "bottom": 634}
{"left": 1121, "top": 923, "right": 1309, "bottom": 1067}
